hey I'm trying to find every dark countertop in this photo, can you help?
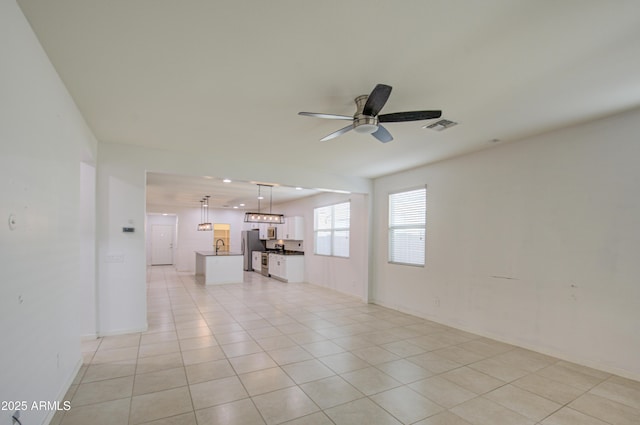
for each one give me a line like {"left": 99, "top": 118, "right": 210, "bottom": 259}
{"left": 266, "top": 250, "right": 305, "bottom": 256}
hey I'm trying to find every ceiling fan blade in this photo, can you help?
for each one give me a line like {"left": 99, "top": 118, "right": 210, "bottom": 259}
{"left": 372, "top": 125, "right": 393, "bottom": 143}
{"left": 378, "top": 110, "right": 442, "bottom": 122}
{"left": 320, "top": 124, "right": 354, "bottom": 142}
{"left": 298, "top": 112, "right": 353, "bottom": 120}
{"left": 363, "top": 84, "right": 392, "bottom": 116}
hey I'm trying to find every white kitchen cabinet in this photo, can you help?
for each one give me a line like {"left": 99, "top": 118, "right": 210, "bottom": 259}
{"left": 252, "top": 251, "right": 261, "bottom": 272}
{"left": 268, "top": 254, "right": 275, "bottom": 275}
{"left": 268, "top": 253, "right": 282, "bottom": 278}
{"left": 258, "top": 223, "right": 269, "bottom": 240}
{"left": 284, "top": 255, "right": 304, "bottom": 282}
{"left": 279, "top": 216, "right": 304, "bottom": 240}
{"left": 268, "top": 253, "right": 304, "bottom": 282}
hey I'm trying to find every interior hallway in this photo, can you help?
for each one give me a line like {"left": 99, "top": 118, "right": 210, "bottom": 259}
{"left": 54, "top": 267, "right": 640, "bottom": 425}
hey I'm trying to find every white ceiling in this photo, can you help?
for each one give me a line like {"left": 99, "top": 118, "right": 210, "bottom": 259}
{"left": 17, "top": 0, "right": 640, "bottom": 208}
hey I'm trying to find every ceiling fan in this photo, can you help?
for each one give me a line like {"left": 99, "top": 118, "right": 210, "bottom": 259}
{"left": 298, "top": 83, "right": 442, "bottom": 143}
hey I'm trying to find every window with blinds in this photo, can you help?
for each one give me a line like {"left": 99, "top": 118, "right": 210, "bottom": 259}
{"left": 314, "top": 201, "right": 350, "bottom": 257}
{"left": 388, "top": 187, "right": 426, "bottom": 266}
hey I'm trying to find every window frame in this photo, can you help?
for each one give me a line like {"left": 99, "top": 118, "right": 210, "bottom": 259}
{"left": 388, "top": 185, "right": 427, "bottom": 267}
{"left": 313, "top": 201, "right": 351, "bottom": 258}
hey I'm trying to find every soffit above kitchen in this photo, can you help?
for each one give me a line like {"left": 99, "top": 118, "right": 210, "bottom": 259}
{"left": 146, "top": 172, "right": 325, "bottom": 210}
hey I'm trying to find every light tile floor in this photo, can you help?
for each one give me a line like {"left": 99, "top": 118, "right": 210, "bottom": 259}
{"left": 53, "top": 266, "right": 640, "bottom": 425}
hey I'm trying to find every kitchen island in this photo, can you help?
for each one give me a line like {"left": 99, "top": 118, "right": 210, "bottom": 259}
{"left": 195, "top": 251, "right": 243, "bottom": 285}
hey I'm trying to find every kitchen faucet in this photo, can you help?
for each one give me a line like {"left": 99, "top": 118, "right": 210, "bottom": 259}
{"left": 215, "top": 239, "right": 225, "bottom": 253}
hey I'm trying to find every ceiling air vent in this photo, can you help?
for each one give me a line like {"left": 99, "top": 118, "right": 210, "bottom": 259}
{"left": 424, "top": 119, "right": 458, "bottom": 131}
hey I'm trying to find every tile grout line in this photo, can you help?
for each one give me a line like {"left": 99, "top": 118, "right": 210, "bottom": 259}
{"left": 72, "top": 266, "right": 638, "bottom": 425}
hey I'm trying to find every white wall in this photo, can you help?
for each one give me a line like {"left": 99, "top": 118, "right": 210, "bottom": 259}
{"left": 372, "top": 107, "right": 640, "bottom": 380}
{"left": 96, "top": 142, "right": 372, "bottom": 336}
{"left": 147, "top": 204, "right": 248, "bottom": 272}
{"left": 0, "top": 2, "right": 98, "bottom": 423}
{"left": 277, "top": 192, "right": 371, "bottom": 300}
{"left": 79, "top": 162, "right": 97, "bottom": 338}
{"left": 96, "top": 146, "right": 148, "bottom": 335}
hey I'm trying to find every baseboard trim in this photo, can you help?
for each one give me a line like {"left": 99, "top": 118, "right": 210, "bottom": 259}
{"left": 97, "top": 324, "right": 148, "bottom": 337}
{"left": 80, "top": 333, "right": 98, "bottom": 341}
{"left": 43, "top": 357, "right": 82, "bottom": 425}
{"left": 307, "top": 281, "right": 366, "bottom": 302}
{"left": 371, "top": 298, "right": 640, "bottom": 382}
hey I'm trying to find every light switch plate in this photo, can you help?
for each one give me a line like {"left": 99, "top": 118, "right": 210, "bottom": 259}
{"left": 106, "top": 254, "right": 125, "bottom": 263}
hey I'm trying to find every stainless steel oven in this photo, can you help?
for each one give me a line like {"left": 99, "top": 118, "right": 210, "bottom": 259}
{"left": 261, "top": 252, "right": 270, "bottom": 276}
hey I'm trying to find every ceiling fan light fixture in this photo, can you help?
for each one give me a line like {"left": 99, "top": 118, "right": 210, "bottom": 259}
{"left": 354, "top": 115, "right": 378, "bottom": 134}
{"left": 354, "top": 123, "right": 378, "bottom": 134}
{"left": 299, "top": 83, "right": 442, "bottom": 143}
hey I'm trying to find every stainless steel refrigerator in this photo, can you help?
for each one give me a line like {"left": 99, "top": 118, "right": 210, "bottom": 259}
{"left": 241, "top": 229, "right": 265, "bottom": 271}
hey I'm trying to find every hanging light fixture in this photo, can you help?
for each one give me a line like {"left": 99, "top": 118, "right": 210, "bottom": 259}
{"left": 197, "top": 199, "right": 204, "bottom": 231}
{"left": 244, "top": 184, "right": 284, "bottom": 223}
{"left": 197, "top": 196, "right": 213, "bottom": 231}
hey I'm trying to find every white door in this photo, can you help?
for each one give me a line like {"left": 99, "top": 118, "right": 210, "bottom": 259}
{"left": 151, "top": 224, "right": 174, "bottom": 265}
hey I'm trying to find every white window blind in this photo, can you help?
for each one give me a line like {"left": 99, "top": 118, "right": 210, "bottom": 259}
{"left": 389, "top": 187, "right": 426, "bottom": 266}
{"left": 314, "top": 201, "right": 350, "bottom": 257}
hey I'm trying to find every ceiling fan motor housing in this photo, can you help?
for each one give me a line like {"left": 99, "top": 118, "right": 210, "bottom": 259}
{"left": 353, "top": 94, "right": 379, "bottom": 133}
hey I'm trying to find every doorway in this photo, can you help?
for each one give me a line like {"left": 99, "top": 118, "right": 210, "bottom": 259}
{"left": 147, "top": 214, "right": 177, "bottom": 266}
{"left": 151, "top": 225, "right": 174, "bottom": 265}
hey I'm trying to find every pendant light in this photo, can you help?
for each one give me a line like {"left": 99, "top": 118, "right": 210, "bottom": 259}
{"left": 244, "top": 184, "right": 284, "bottom": 223}
{"left": 197, "top": 199, "right": 205, "bottom": 231}
{"left": 197, "top": 196, "right": 213, "bottom": 231}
